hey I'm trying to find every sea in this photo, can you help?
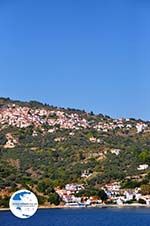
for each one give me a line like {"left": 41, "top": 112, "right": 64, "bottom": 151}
{"left": 1, "top": 207, "right": 150, "bottom": 226}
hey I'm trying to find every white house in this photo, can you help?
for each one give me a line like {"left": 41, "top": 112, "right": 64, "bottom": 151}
{"left": 137, "top": 164, "right": 149, "bottom": 171}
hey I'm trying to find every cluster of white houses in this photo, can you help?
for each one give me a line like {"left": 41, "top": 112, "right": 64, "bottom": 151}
{"left": 56, "top": 182, "right": 150, "bottom": 207}
{"left": 94, "top": 119, "right": 148, "bottom": 134}
{"left": 0, "top": 104, "right": 89, "bottom": 130}
{"left": 0, "top": 104, "right": 149, "bottom": 134}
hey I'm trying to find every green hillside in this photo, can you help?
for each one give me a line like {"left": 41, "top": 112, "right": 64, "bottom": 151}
{"left": 0, "top": 97, "right": 150, "bottom": 206}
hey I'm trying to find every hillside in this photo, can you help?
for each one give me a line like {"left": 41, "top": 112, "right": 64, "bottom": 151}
{"left": 0, "top": 97, "right": 150, "bottom": 206}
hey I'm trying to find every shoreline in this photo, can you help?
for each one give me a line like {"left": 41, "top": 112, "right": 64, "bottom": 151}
{"left": 1, "top": 204, "right": 150, "bottom": 211}
{"left": 39, "top": 204, "right": 150, "bottom": 209}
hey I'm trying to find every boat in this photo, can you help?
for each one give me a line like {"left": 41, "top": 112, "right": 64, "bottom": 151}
{"left": 65, "top": 202, "right": 86, "bottom": 208}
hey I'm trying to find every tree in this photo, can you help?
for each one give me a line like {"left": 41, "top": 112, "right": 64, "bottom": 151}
{"left": 37, "top": 179, "right": 54, "bottom": 194}
{"left": 76, "top": 188, "right": 108, "bottom": 202}
{"left": 140, "top": 184, "right": 150, "bottom": 195}
{"left": 98, "top": 190, "right": 108, "bottom": 201}
{"left": 0, "top": 196, "right": 9, "bottom": 208}
{"left": 0, "top": 134, "right": 7, "bottom": 145}
{"left": 121, "top": 179, "right": 140, "bottom": 189}
{"left": 139, "top": 150, "right": 150, "bottom": 164}
{"left": 48, "top": 192, "right": 60, "bottom": 205}
{"left": 138, "top": 198, "right": 146, "bottom": 204}
{"left": 37, "top": 195, "right": 47, "bottom": 205}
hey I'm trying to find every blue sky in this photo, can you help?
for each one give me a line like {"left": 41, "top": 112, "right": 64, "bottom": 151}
{"left": 0, "top": 0, "right": 149, "bottom": 120}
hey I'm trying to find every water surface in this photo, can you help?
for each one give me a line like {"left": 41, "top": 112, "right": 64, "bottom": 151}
{"left": 1, "top": 207, "right": 150, "bottom": 226}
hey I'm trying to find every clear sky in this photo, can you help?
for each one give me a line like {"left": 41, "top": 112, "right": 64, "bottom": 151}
{"left": 0, "top": 0, "right": 149, "bottom": 120}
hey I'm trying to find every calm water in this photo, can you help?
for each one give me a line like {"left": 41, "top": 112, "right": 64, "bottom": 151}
{"left": 1, "top": 208, "right": 150, "bottom": 226}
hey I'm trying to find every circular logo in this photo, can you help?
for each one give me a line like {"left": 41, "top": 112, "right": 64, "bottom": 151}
{"left": 9, "top": 189, "right": 38, "bottom": 219}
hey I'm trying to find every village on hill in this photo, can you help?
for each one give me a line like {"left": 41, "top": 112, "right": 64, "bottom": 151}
{"left": 0, "top": 98, "right": 150, "bottom": 208}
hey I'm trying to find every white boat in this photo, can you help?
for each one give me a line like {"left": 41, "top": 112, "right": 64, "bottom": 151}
{"left": 65, "top": 202, "right": 86, "bottom": 208}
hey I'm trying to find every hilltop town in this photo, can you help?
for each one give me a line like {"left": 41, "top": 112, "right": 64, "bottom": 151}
{"left": 0, "top": 98, "right": 149, "bottom": 138}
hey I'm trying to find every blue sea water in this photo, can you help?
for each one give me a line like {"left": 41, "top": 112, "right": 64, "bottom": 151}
{"left": 1, "top": 208, "right": 150, "bottom": 226}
